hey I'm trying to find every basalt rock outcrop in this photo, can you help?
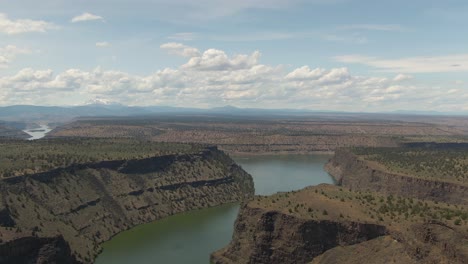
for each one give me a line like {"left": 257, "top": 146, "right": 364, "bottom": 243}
{"left": 211, "top": 185, "right": 468, "bottom": 264}
{"left": 0, "top": 235, "right": 78, "bottom": 264}
{"left": 0, "top": 146, "right": 254, "bottom": 263}
{"left": 211, "top": 205, "right": 387, "bottom": 264}
{"left": 325, "top": 148, "right": 468, "bottom": 205}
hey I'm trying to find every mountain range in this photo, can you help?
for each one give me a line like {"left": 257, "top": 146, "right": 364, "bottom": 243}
{"left": 0, "top": 103, "right": 466, "bottom": 126}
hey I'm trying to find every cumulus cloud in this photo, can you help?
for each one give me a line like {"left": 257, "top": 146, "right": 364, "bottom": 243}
{"left": 334, "top": 54, "right": 468, "bottom": 73}
{"left": 0, "top": 45, "right": 31, "bottom": 68}
{"left": 182, "top": 49, "right": 261, "bottom": 71}
{"left": 160, "top": 42, "right": 200, "bottom": 57}
{"left": 393, "top": 74, "right": 412, "bottom": 82}
{"left": 0, "top": 13, "right": 58, "bottom": 34}
{"left": 0, "top": 43, "right": 466, "bottom": 112}
{"left": 96, "top": 42, "right": 111, "bottom": 48}
{"left": 10, "top": 68, "right": 53, "bottom": 82}
{"left": 71, "top": 12, "right": 104, "bottom": 23}
{"left": 286, "top": 66, "right": 326, "bottom": 80}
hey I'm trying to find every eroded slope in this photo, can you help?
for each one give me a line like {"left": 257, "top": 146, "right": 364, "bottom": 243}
{"left": 325, "top": 144, "right": 468, "bottom": 204}
{"left": 212, "top": 184, "right": 468, "bottom": 264}
{"left": 0, "top": 140, "right": 254, "bottom": 263}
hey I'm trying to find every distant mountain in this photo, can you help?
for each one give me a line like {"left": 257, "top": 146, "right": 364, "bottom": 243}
{"left": 86, "top": 98, "right": 123, "bottom": 106}
{"left": 390, "top": 110, "right": 468, "bottom": 116}
{"left": 0, "top": 104, "right": 466, "bottom": 125}
{"left": 0, "top": 104, "right": 151, "bottom": 123}
{"left": 210, "top": 105, "right": 242, "bottom": 112}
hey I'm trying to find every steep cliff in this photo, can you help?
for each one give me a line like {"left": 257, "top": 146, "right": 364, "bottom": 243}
{"left": 211, "top": 185, "right": 468, "bottom": 264}
{"left": 211, "top": 206, "right": 387, "bottom": 264}
{"left": 0, "top": 235, "right": 78, "bottom": 264}
{"left": 325, "top": 148, "right": 468, "bottom": 204}
{"left": 0, "top": 146, "right": 254, "bottom": 263}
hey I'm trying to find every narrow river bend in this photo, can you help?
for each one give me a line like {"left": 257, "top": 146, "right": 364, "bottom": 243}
{"left": 95, "top": 154, "right": 334, "bottom": 264}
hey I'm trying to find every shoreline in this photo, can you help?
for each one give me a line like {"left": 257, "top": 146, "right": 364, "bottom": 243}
{"left": 226, "top": 150, "right": 334, "bottom": 157}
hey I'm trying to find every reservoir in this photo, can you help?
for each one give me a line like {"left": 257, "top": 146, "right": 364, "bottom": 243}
{"left": 95, "top": 154, "right": 333, "bottom": 264}
{"left": 23, "top": 124, "right": 52, "bottom": 140}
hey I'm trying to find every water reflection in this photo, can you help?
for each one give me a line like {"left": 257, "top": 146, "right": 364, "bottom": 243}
{"left": 23, "top": 124, "right": 52, "bottom": 140}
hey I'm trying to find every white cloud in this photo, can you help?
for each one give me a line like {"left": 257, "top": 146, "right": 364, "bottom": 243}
{"left": 393, "top": 74, "right": 413, "bottom": 82}
{"left": 0, "top": 45, "right": 31, "bottom": 68}
{"left": 71, "top": 12, "right": 104, "bottom": 23}
{"left": 160, "top": 42, "right": 200, "bottom": 57}
{"left": 10, "top": 68, "right": 53, "bottom": 82}
{"left": 0, "top": 43, "right": 466, "bottom": 112}
{"left": 285, "top": 66, "right": 325, "bottom": 80}
{"left": 182, "top": 49, "right": 261, "bottom": 71}
{"left": 0, "top": 13, "right": 58, "bottom": 34}
{"left": 96, "top": 42, "right": 111, "bottom": 48}
{"left": 334, "top": 54, "right": 468, "bottom": 73}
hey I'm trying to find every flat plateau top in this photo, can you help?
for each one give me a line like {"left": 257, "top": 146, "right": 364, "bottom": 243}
{"left": 250, "top": 184, "right": 468, "bottom": 229}
{"left": 0, "top": 138, "right": 203, "bottom": 178}
{"left": 352, "top": 146, "right": 468, "bottom": 184}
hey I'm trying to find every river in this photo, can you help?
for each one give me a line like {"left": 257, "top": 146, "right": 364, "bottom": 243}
{"left": 95, "top": 154, "right": 333, "bottom": 264}
{"left": 23, "top": 124, "right": 52, "bottom": 140}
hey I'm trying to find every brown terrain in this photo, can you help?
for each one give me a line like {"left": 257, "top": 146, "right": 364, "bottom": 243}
{"left": 325, "top": 144, "right": 468, "bottom": 204}
{"left": 2, "top": 114, "right": 468, "bottom": 263}
{"left": 49, "top": 115, "right": 468, "bottom": 155}
{"left": 0, "top": 125, "right": 30, "bottom": 139}
{"left": 211, "top": 184, "right": 468, "bottom": 264}
{"left": 0, "top": 141, "right": 254, "bottom": 263}
{"left": 212, "top": 143, "right": 468, "bottom": 264}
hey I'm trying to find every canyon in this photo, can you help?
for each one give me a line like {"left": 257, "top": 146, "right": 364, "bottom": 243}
{"left": 0, "top": 143, "right": 254, "bottom": 263}
{"left": 212, "top": 184, "right": 468, "bottom": 264}
{"left": 212, "top": 144, "right": 468, "bottom": 263}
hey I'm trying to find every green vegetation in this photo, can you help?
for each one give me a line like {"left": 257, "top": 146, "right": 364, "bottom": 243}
{"left": 352, "top": 146, "right": 468, "bottom": 183}
{"left": 0, "top": 125, "right": 30, "bottom": 139}
{"left": 0, "top": 138, "right": 204, "bottom": 178}
{"left": 50, "top": 115, "right": 468, "bottom": 155}
{"left": 401, "top": 135, "right": 468, "bottom": 144}
{"left": 252, "top": 185, "right": 468, "bottom": 227}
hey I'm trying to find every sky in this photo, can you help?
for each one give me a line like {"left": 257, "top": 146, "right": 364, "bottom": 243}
{"left": 0, "top": 0, "right": 467, "bottom": 112}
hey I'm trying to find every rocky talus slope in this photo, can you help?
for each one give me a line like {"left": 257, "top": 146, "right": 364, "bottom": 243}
{"left": 0, "top": 147, "right": 254, "bottom": 263}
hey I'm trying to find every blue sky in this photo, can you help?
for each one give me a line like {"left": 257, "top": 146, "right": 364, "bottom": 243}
{"left": 0, "top": 0, "right": 467, "bottom": 112}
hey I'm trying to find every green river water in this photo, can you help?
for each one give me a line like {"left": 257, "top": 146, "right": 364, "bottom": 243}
{"left": 95, "top": 154, "right": 333, "bottom": 264}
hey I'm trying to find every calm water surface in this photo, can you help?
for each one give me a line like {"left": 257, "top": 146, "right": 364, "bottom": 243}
{"left": 95, "top": 154, "right": 333, "bottom": 264}
{"left": 23, "top": 125, "right": 52, "bottom": 140}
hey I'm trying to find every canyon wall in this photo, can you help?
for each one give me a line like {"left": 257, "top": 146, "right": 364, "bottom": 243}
{"left": 211, "top": 204, "right": 388, "bottom": 264}
{"left": 325, "top": 149, "right": 468, "bottom": 205}
{"left": 211, "top": 186, "right": 468, "bottom": 264}
{"left": 0, "top": 147, "right": 254, "bottom": 263}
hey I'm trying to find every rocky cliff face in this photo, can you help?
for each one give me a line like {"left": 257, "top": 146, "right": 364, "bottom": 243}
{"left": 211, "top": 185, "right": 468, "bottom": 264}
{"left": 0, "top": 236, "right": 78, "bottom": 264}
{"left": 0, "top": 147, "right": 254, "bottom": 263}
{"left": 211, "top": 205, "right": 387, "bottom": 264}
{"left": 325, "top": 149, "right": 468, "bottom": 205}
